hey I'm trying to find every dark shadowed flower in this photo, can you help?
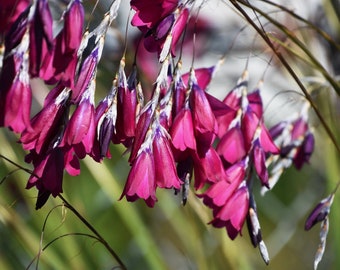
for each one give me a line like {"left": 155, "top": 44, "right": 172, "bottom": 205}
{"left": 25, "top": 149, "right": 64, "bottom": 209}
{"left": 305, "top": 191, "right": 335, "bottom": 231}
{"left": 0, "top": 0, "right": 30, "bottom": 36}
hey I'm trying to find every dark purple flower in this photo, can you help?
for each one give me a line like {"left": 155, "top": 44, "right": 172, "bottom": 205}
{"left": 305, "top": 192, "right": 334, "bottom": 231}
{"left": 26, "top": 149, "right": 64, "bottom": 209}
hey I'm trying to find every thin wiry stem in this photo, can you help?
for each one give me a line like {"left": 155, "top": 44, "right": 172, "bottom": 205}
{"left": 58, "top": 195, "right": 127, "bottom": 270}
{"left": 228, "top": 0, "right": 340, "bottom": 154}
{"left": 0, "top": 154, "right": 127, "bottom": 270}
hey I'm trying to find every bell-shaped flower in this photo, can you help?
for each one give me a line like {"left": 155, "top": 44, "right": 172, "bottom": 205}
{"left": 120, "top": 148, "right": 157, "bottom": 207}
{"left": 41, "top": 0, "right": 84, "bottom": 87}
{"left": 293, "top": 131, "right": 314, "bottom": 169}
{"left": 25, "top": 148, "right": 64, "bottom": 209}
{"left": 130, "top": 0, "right": 178, "bottom": 30}
{"left": 115, "top": 63, "right": 138, "bottom": 143}
{"left": 0, "top": 31, "right": 32, "bottom": 133}
{"left": 29, "top": 0, "right": 54, "bottom": 77}
{"left": 171, "top": 107, "right": 196, "bottom": 153}
{"left": 62, "top": 80, "right": 96, "bottom": 157}
{"left": 0, "top": 61, "right": 32, "bottom": 133}
{"left": 192, "top": 147, "right": 228, "bottom": 190}
{"left": 198, "top": 159, "right": 247, "bottom": 208}
{"left": 20, "top": 86, "right": 70, "bottom": 153}
{"left": 216, "top": 124, "right": 246, "bottom": 165}
{"left": 205, "top": 93, "right": 236, "bottom": 139}
{"left": 152, "top": 126, "right": 181, "bottom": 189}
{"left": 189, "top": 80, "right": 218, "bottom": 157}
{"left": 210, "top": 183, "right": 250, "bottom": 240}
{"left": 305, "top": 191, "right": 335, "bottom": 231}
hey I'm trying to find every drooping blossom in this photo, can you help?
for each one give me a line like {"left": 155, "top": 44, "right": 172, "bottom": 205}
{"left": 40, "top": 0, "right": 84, "bottom": 87}
{"left": 264, "top": 102, "right": 314, "bottom": 192}
{"left": 209, "top": 183, "right": 250, "bottom": 240}
{"left": 131, "top": 0, "right": 190, "bottom": 60}
{"left": 0, "top": 31, "right": 32, "bottom": 133}
{"left": 29, "top": 0, "right": 54, "bottom": 77}
{"left": 0, "top": 0, "right": 30, "bottom": 36}
{"left": 20, "top": 86, "right": 71, "bottom": 153}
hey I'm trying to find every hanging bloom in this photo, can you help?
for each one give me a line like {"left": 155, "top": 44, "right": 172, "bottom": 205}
{"left": 216, "top": 124, "right": 246, "bottom": 165}
{"left": 189, "top": 78, "right": 218, "bottom": 157}
{"left": 61, "top": 79, "right": 96, "bottom": 158}
{"left": 0, "top": 31, "right": 32, "bottom": 133}
{"left": 41, "top": 0, "right": 84, "bottom": 87}
{"left": 152, "top": 126, "right": 182, "bottom": 189}
{"left": 131, "top": 0, "right": 189, "bottom": 59}
{"left": 20, "top": 86, "right": 70, "bottom": 153}
{"left": 115, "top": 63, "right": 138, "bottom": 144}
{"left": 305, "top": 192, "right": 335, "bottom": 231}
{"left": 210, "top": 183, "right": 250, "bottom": 240}
{"left": 0, "top": 0, "right": 30, "bottom": 36}
{"left": 192, "top": 147, "right": 227, "bottom": 190}
{"left": 120, "top": 148, "right": 157, "bottom": 207}
{"left": 29, "top": 0, "right": 54, "bottom": 77}
{"left": 25, "top": 149, "right": 64, "bottom": 209}
{"left": 198, "top": 159, "right": 247, "bottom": 208}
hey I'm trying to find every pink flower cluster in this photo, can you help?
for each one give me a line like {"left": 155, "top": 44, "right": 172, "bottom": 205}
{"left": 0, "top": 0, "right": 314, "bottom": 254}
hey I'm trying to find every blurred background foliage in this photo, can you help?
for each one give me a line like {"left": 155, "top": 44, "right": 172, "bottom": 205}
{"left": 1, "top": 0, "right": 340, "bottom": 269}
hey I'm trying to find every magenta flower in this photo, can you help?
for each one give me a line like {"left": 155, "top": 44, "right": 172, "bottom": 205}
{"left": 121, "top": 148, "right": 157, "bottom": 207}
{"left": 189, "top": 80, "right": 218, "bottom": 156}
{"left": 0, "top": 62, "right": 32, "bottom": 133}
{"left": 62, "top": 85, "right": 96, "bottom": 158}
{"left": 115, "top": 64, "right": 138, "bottom": 144}
{"left": 153, "top": 126, "right": 182, "bottom": 189}
{"left": 210, "top": 183, "right": 249, "bottom": 240}
{"left": 41, "top": 0, "right": 84, "bottom": 87}
{"left": 131, "top": 0, "right": 178, "bottom": 30}
{"left": 0, "top": 31, "right": 32, "bottom": 133}
{"left": 192, "top": 147, "right": 227, "bottom": 190}
{"left": 198, "top": 159, "right": 247, "bottom": 208}
{"left": 131, "top": 0, "right": 189, "bottom": 58}
{"left": 171, "top": 108, "right": 196, "bottom": 153}
{"left": 25, "top": 149, "right": 64, "bottom": 209}
{"left": 29, "top": 0, "right": 54, "bottom": 77}
{"left": 20, "top": 86, "right": 70, "bottom": 153}
{"left": 216, "top": 124, "right": 246, "bottom": 164}
{"left": 0, "top": 0, "right": 30, "bottom": 35}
